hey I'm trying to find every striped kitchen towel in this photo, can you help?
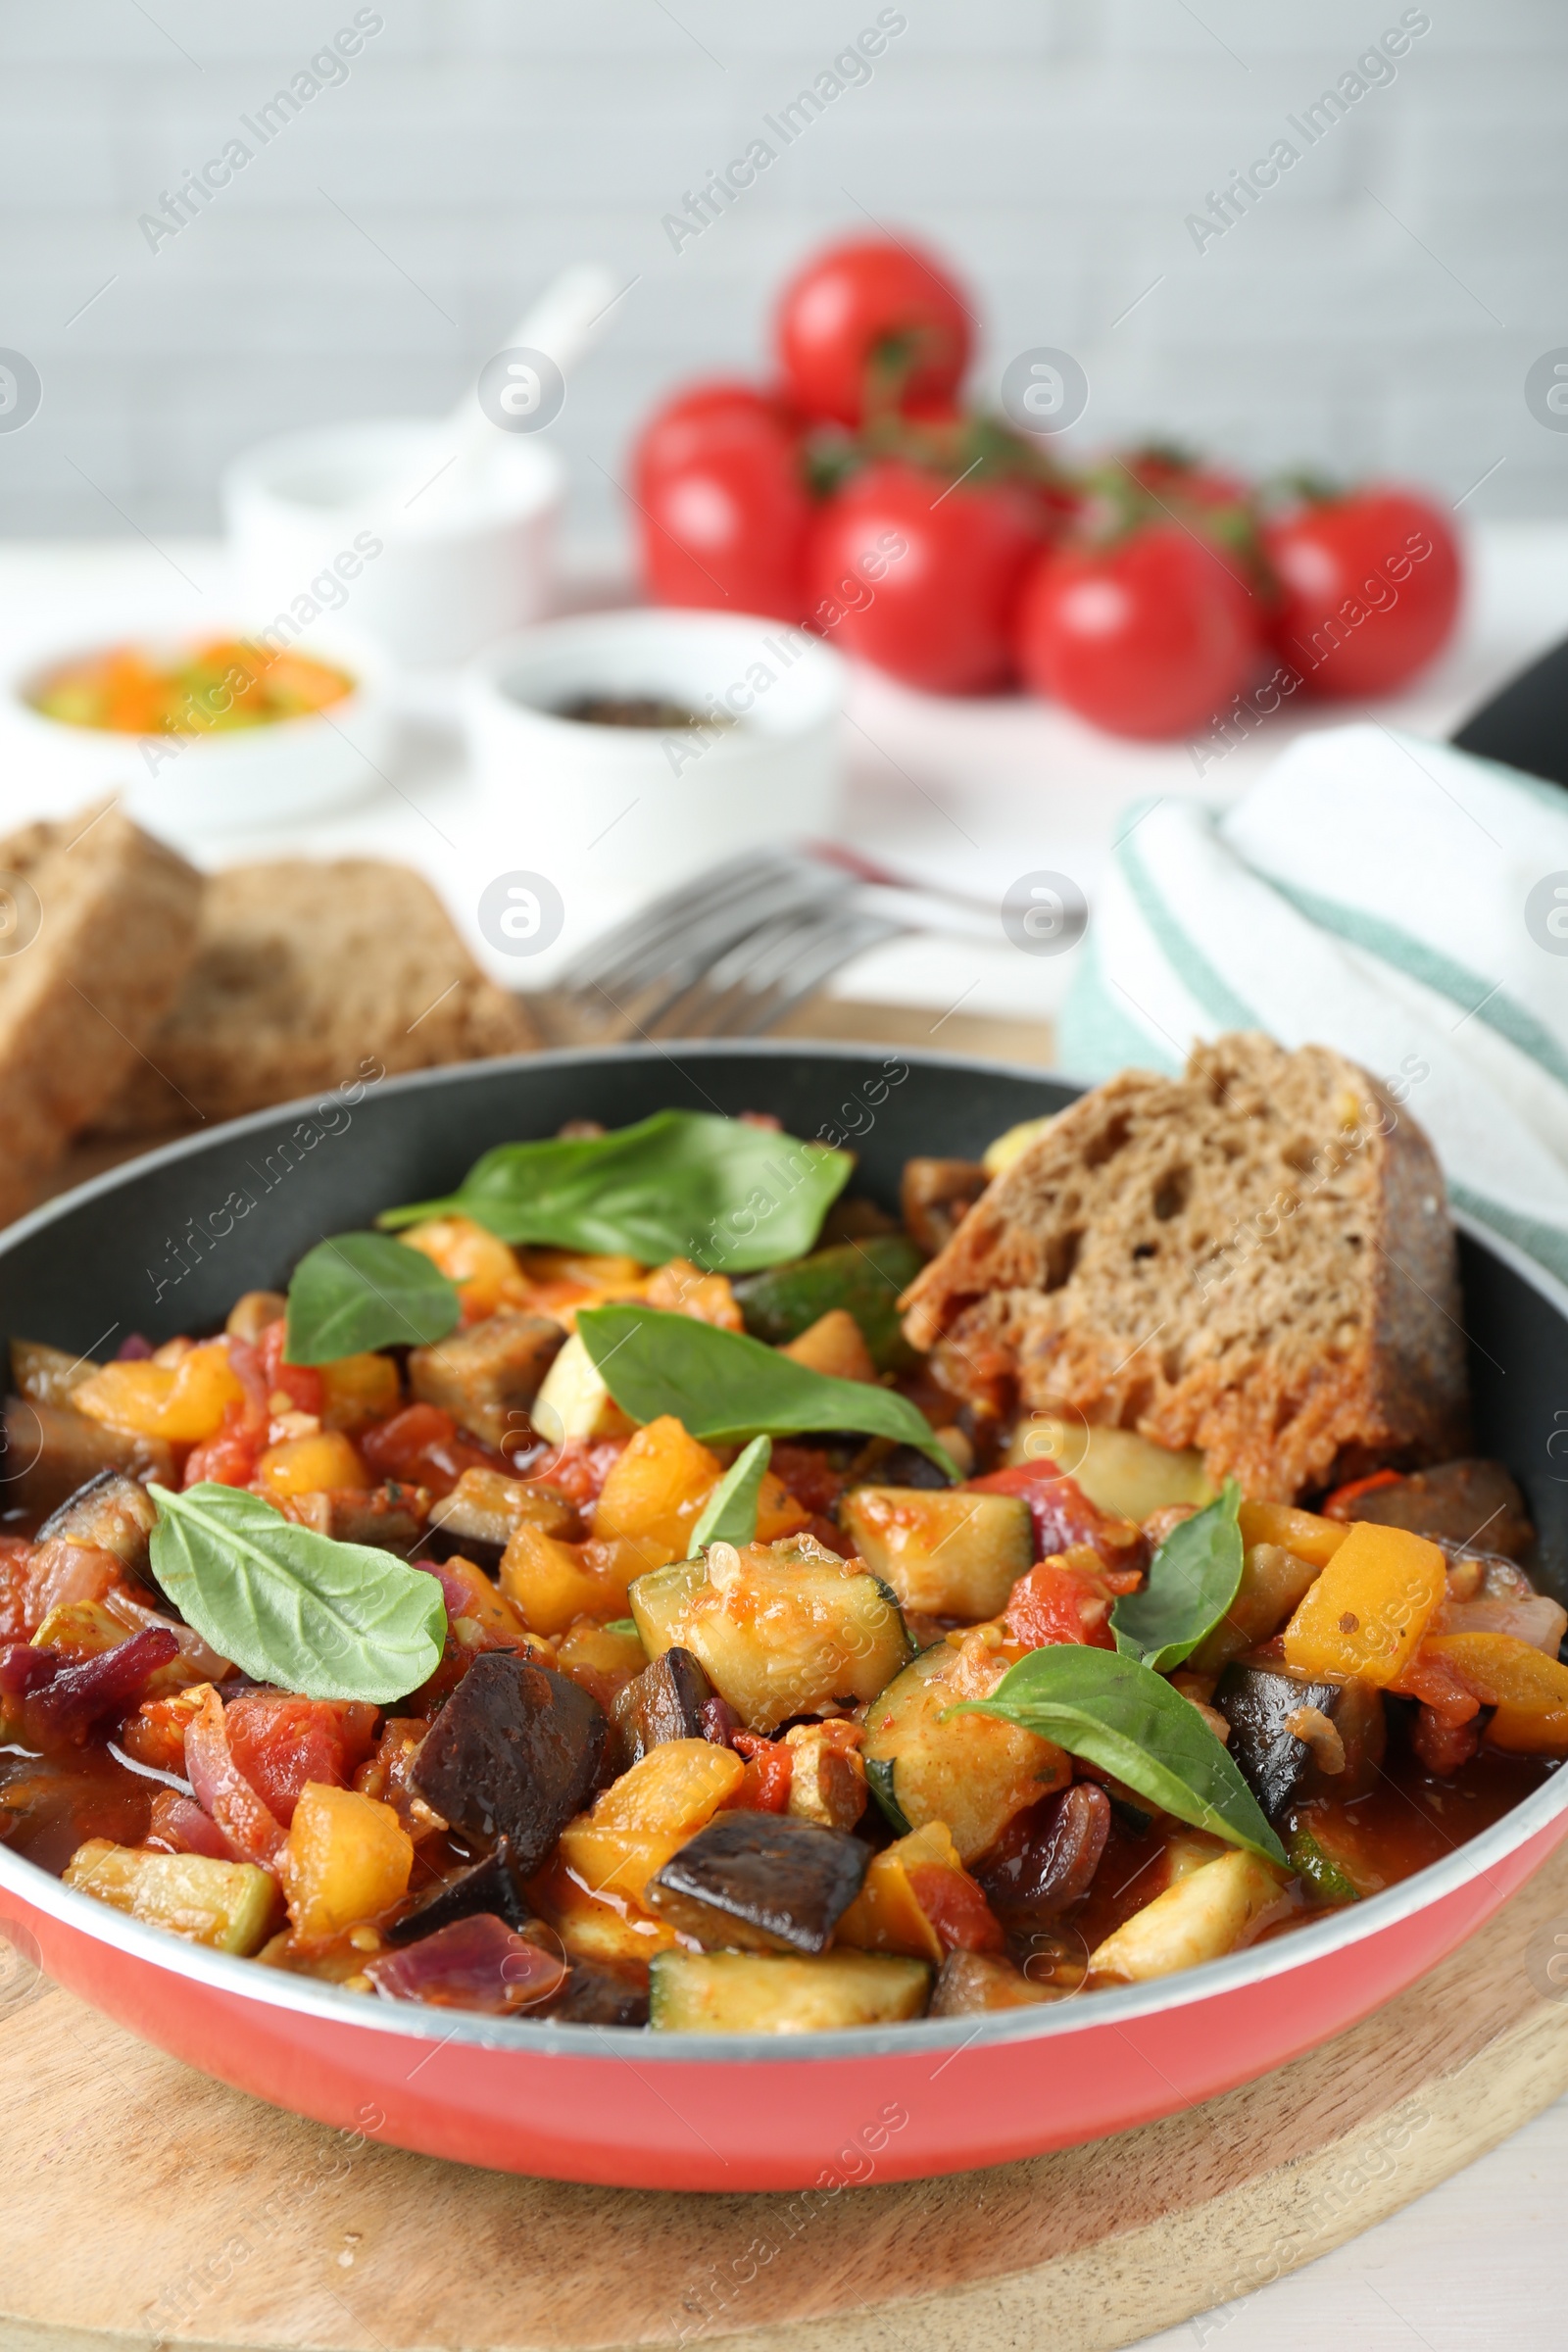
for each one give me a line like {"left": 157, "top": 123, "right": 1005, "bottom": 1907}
{"left": 1058, "top": 722, "right": 1568, "bottom": 1285}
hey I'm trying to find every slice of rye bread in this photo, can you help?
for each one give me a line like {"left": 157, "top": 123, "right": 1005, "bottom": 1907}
{"left": 0, "top": 801, "right": 201, "bottom": 1221}
{"left": 902, "top": 1033, "right": 1469, "bottom": 1502}
{"left": 95, "top": 858, "right": 539, "bottom": 1132}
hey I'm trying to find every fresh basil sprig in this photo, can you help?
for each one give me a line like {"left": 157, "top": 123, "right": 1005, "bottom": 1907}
{"left": 285, "top": 1232, "right": 461, "bottom": 1365}
{"left": 148, "top": 1483, "right": 446, "bottom": 1703}
{"left": 955, "top": 1644, "right": 1286, "bottom": 1866}
{"left": 376, "top": 1109, "right": 852, "bottom": 1274}
{"left": 1111, "top": 1480, "right": 1244, "bottom": 1673}
{"left": 691, "top": 1435, "right": 771, "bottom": 1551}
{"left": 576, "top": 1303, "right": 958, "bottom": 1477}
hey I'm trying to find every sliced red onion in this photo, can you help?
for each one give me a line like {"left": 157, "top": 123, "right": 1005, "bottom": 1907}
{"left": 17, "top": 1626, "right": 178, "bottom": 1744}
{"left": 366, "top": 1912, "right": 568, "bottom": 2014}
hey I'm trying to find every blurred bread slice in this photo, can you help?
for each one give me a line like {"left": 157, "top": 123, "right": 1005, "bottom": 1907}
{"left": 97, "top": 858, "right": 537, "bottom": 1131}
{"left": 0, "top": 800, "right": 202, "bottom": 1222}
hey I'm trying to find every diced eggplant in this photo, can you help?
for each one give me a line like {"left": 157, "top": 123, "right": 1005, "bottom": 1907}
{"left": 63, "top": 1838, "right": 280, "bottom": 1955}
{"left": 783, "top": 1722, "right": 867, "bottom": 1832}
{"left": 548, "top": 1961, "right": 651, "bottom": 2026}
{"left": 929, "top": 1950, "right": 1061, "bottom": 2015}
{"left": 319, "top": 1484, "right": 428, "bottom": 1557}
{"left": 5, "top": 1396, "right": 173, "bottom": 1516}
{"left": 649, "top": 1949, "right": 930, "bottom": 2033}
{"left": 732, "top": 1236, "right": 924, "bottom": 1370}
{"left": 974, "top": 1783, "right": 1111, "bottom": 1923}
{"left": 629, "top": 1537, "right": 911, "bottom": 1735}
{"left": 645, "top": 1813, "right": 869, "bottom": 1954}
{"left": 426, "top": 1466, "right": 578, "bottom": 1561}
{"left": 1331, "top": 1457, "right": 1534, "bottom": 1561}
{"left": 900, "top": 1157, "right": 989, "bottom": 1257}
{"left": 411, "top": 1651, "right": 609, "bottom": 1876}
{"left": 1213, "top": 1660, "right": 1385, "bottom": 1821}
{"left": 612, "top": 1645, "right": 712, "bottom": 1768}
{"left": 408, "top": 1311, "right": 564, "bottom": 1450}
{"left": 384, "top": 1835, "right": 533, "bottom": 1945}
{"left": 839, "top": 1486, "right": 1031, "bottom": 1620}
{"left": 37, "top": 1471, "right": 159, "bottom": 1582}
{"left": 862, "top": 1642, "right": 1071, "bottom": 1863}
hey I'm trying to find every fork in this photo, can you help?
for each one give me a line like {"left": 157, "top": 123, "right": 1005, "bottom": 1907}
{"left": 529, "top": 846, "right": 999, "bottom": 1044}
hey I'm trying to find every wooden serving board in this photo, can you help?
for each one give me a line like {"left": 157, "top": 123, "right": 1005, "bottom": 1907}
{"left": 5, "top": 1840, "right": 1568, "bottom": 2352}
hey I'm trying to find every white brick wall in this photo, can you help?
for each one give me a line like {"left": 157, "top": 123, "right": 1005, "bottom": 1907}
{"left": 0, "top": 0, "right": 1562, "bottom": 548}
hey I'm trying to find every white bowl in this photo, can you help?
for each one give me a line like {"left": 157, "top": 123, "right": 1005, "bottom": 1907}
{"left": 1, "top": 624, "right": 395, "bottom": 843}
{"left": 223, "top": 419, "right": 564, "bottom": 670}
{"left": 462, "top": 610, "right": 846, "bottom": 896}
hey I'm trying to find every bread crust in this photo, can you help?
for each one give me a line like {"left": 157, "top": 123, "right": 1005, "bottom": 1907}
{"left": 0, "top": 801, "right": 201, "bottom": 1219}
{"left": 97, "top": 858, "right": 538, "bottom": 1130}
{"left": 903, "top": 1034, "right": 1468, "bottom": 1501}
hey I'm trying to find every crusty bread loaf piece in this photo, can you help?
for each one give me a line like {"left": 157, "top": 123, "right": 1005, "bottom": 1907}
{"left": 96, "top": 858, "right": 537, "bottom": 1131}
{"left": 902, "top": 1033, "right": 1468, "bottom": 1501}
{"left": 0, "top": 800, "right": 201, "bottom": 1222}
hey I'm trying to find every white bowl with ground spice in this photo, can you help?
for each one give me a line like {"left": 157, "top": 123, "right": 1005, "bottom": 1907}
{"left": 462, "top": 609, "right": 845, "bottom": 893}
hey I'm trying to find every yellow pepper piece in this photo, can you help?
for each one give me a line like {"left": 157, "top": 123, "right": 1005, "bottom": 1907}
{"left": 74, "top": 1341, "right": 244, "bottom": 1444}
{"left": 835, "top": 1820, "right": 960, "bottom": 1965}
{"left": 282, "top": 1784, "right": 413, "bottom": 1944}
{"left": 500, "top": 1522, "right": 641, "bottom": 1637}
{"left": 1423, "top": 1631, "right": 1568, "bottom": 1713}
{"left": 398, "top": 1216, "right": 526, "bottom": 1320}
{"left": 317, "top": 1351, "right": 401, "bottom": 1433}
{"left": 592, "top": 1415, "right": 723, "bottom": 1563}
{"left": 254, "top": 1431, "right": 370, "bottom": 1498}
{"left": 1487, "top": 1702, "right": 1568, "bottom": 1754}
{"left": 1238, "top": 1500, "right": 1348, "bottom": 1569}
{"left": 588, "top": 1737, "right": 744, "bottom": 1837}
{"left": 1283, "top": 1520, "right": 1446, "bottom": 1687}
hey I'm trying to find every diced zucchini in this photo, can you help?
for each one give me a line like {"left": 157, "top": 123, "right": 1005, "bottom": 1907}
{"left": 1190, "top": 1541, "right": 1322, "bottom": 1675}
{"left": 1004, "top": 1421, "right": 1214, "bottom": 1522}
{"left": 629, "top": 1538, "right": 912, "bottom": 1735}
{"left": 1088, "top": 1848, "right": 1288, "bottom": 1983}
{"left": 732, "top": 1236, "right": 924, "bottom": 1370}
{"left": 861, "top": 1642, "right": 1070, "bottom": 1863}
{"left": 11, "top": 1339, "right": 94, "bottom": 1407}
{"left": 31, "top": 1598, "right": 127, "bottom": 1655}
{"left": 930, "top": 1950, "right": 1060, "bottom": 2013}
{"left": 530, "top": 1331, "right": 632, "bottom": 1446}
{"left": 1289, "top": 1830, "right": 1362, "bottom": 1905}
{"left": 839, "top": 1487, "right": 1031, "bottom": 1619}
{"left": 649, "top": 1949, "right": 930, "bottom": 2033}
{"left": 64, "top": 1839, "right": 281, "bottom": 1955}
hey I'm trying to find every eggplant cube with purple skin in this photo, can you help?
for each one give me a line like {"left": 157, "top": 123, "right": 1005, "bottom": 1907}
{"left": 411, "top": 1651, "right": 608, "bottom": 1877}
{"left": 1212, "top": 1660, "right": 1348, "bottom": 1822}
{"left": 646, "top": 1813, "right": 868, "bottom": 1954}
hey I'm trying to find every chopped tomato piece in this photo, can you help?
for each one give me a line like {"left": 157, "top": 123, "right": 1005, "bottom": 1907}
{"left": 224, "top": 1691, "right": 379, "bottom": 1828}
{"left": 1003, "top": 1550, "right": 1125, "bottom": 1650}
{"left": 966, "top": 1462, "right": 1146, "bottom": 1573}
{"left": 257, "top": 1320, "right": 325, "bottom": 1416}
{"left": 768, "top": 1444, "right": 846, "bottom": 1517}
{"left": 183, "top": 1403, "right": 264, "bottom": 1489}
{"left": 906, "top": 1861, "right": 1005, "bottom": 1952}
{"left": 727, "top": 1731, "right": 793, "bottom": 1812}
{"left": 0, "top": 1535, "right": 35, "bottom": 1641}
{"left": 360, "top": 1402, "right": 501, "bottom": 1497}
{"left": 519, "top": 1435, "right": 628, "bottom": 1508}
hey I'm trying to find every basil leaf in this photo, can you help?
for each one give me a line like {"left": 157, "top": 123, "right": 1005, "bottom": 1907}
{"left": 285, "top": 1232, "right": 460, "bottom": 1365}
{"left": 955, "top": 1644, "right": 1286, "bottom": 1866}
{"left": 148, "top": 1483, "right": 446, "bottom": 1704}
{"left": 576, "top": 1303, "right": 958, "bottom": 1477}
{"left": 1112, "top": 1480, "right": 1244, "bottom": 1673}
{"left": 376, "top": 1109, "right": 852, "bottom": 1274}
{"left": 691, "top": 1435, "right": 771, "bottom": 1551}
{"left": 734, "top": 1236, "right": 924, "bottom": 1370}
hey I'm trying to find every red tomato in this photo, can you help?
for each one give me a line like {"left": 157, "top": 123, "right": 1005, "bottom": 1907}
{"left": 1013, "top": 524, "right": 1261, "bottom": 739}
{"left": 775, "top": 236, "right": 972, "bottom": 427}
{"left": 632, "top": 383, "right": 808, "bottom": 622}
{"left": 257, "top": 1319, "right": 324, "bottom": 1416}
{"left": 359, "top": 1402, "right": 498, "bottom": 1496}
{"left": 905, "top": 1863, "right": 1005, "bottom": 1952}
{"left": 1263, "top": 487, "right": 1461, "bottom": 698}
{"left": 966, "top": 1463, "right": 1145, "bottom": 1575}
{"left": 727, "top": 1732, "right": 793, "bottom": 1812}
{"left": 182, "top": 1406, "right": 263, "bottom": 1491}
{"left": 805, "top": 459, "right": 1042, "bottom": 695}
{"left": 223, "top": 1692, "right": 377, "bottom": 1828}
{"left": 1002, "top": 1560, "right": 1118, "bottom": 1651}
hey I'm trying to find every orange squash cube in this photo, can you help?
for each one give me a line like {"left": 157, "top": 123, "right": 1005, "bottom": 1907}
{"left": 592, "top": 1415, "right": 723, "bottom": 1564}
{"left": 437, "top": 1552, "right": 531, "bottom": 1643}
{"left": 317, "top": 1351, "right": 402, "bottom": 1433}
{"left": 500, "top": 1523, "right": 641, "bottom": 1636}
{"left": 1424, "top": 1631, "right": 1568, "bottom": 1713}
{"left": 398, "top": 1216, "right": 526, "bottom": 1322}
{"left": 781, "top": 1308, "right": 876, "bottom": 1385}
{"left": 254, "top": 1431, "right": 371, "bottom": 1498}
{"left": 1283, "top": 1521, "right": 1446, "bottom": 1687}
{"left": 74, "top": 1341, "right": 244, "bottom": 1444}
{"left": 282, "top": 1784, "right": 413, "bottom": 1943}
{"left": 1237, "top": 1500, "right": 1348, "bottom": 1568}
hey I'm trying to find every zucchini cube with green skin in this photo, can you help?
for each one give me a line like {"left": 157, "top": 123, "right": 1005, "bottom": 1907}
{"left": 649, "top": 1950, "right": 931, "bottom": 2033}
{"left": 629, "top": 1538, "right": 912, "bottom": 1735}
{"left": 840, "top": 1487, "right": 1032, "bottom": 1620}
{"left": 64, "top": 1839, "right": 281, "bottom": 1955}
{"left": 862, "top": 1643, "right": 1070, "bottom": 1863}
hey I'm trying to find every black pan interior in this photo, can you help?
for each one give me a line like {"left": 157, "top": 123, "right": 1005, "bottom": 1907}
{"left": 0, "top": 1042, "right": 1560, "bottom": 1593}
